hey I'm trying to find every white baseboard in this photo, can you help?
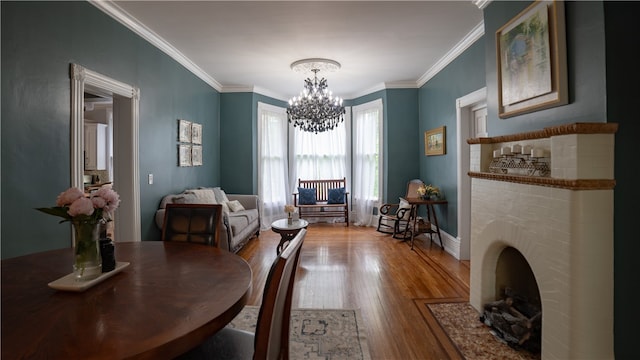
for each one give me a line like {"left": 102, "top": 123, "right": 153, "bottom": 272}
{"left": 413, "top": 227, "right": 460, "bottom": 259}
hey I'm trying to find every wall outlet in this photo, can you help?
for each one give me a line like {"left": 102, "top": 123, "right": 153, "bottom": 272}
{"left": 148, "top": 174, "right": 153, "bottom": 185}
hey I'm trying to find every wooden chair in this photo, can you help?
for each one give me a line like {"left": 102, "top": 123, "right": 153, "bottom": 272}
{"left": 177, "top": 228, "right": 307, "bottom": 360}
{"left": 161, "top": 203, "right": 223, "bottom": 247}
{"left": 376, "top": 179, "right": 425, "bottom": 239}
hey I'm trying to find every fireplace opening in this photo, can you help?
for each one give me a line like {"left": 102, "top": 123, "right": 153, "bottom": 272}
{"left": 480, "top": 246, "right": 542, "bottom": 355}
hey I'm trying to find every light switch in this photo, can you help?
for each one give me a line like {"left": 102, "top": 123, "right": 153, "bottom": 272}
{"left": 148, "top": 174, "right": 154, "bottom": 185}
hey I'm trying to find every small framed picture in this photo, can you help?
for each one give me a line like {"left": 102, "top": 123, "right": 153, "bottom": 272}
{"left": 424, "top": 126, "right": 446, "bottom": 156}
{"left": 191, "top": 145, "right": 203, "bottom": 166}
{"left": 178, "top": 144, "right": 192, "bottom": 167}
{"left": 191, "top": 123, "right": 202, "bottom": 144}
{"left": 178, "top": 119, "right": 192, "bottom": 143}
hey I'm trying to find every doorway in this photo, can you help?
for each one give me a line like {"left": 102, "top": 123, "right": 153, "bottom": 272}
{"left": 70, "top": 63, "right": 141, "bottom": 243}
{"left": 455, "top": 87, "right": 486, "bottom": 260}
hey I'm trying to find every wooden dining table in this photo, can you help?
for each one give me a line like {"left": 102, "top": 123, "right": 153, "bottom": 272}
{"left": 1, "top": 241, "right": 252, "bottom": 359}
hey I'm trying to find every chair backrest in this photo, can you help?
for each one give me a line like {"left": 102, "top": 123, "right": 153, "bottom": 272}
{"left": 161, "top": 203, "right": 222, "bottom": 246}
{"left": 253, "top": 229, "right": 306, "bottom": 360}
{"left": 405, "top": 179, "right": 425, "bottom": 198}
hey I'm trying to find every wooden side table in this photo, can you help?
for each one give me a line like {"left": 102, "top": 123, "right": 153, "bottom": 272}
{"left": 403, "top": 197, "right": 448, "bottom": 250}
{"left": 271, "top": 218, "right": 309, "bottom": 254}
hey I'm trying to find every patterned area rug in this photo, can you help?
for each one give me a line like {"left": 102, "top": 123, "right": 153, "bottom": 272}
{"left": 418, "top": 300, "right": 540, "bottom": 360}
{"left": 229, "top": 306, "right": 372, "bottom": 360}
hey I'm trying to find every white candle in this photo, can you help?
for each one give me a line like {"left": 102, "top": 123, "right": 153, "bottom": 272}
{"left": 522, "top": 145, "right": 532, "bottom": 156}
{"left": 531, "top": 148, "right": 545, "bottom": 158}
{"left": 511, "top": 144, "right": 522, "bottom": 154}
{"left": 493, "top": 150, "right": 501, "bottom": 158}
{"left": 501, "top": 147, "right": 512, "bottom": 156}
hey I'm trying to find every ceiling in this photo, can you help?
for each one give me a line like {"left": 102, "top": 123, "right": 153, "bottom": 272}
{"left": 102, "top": 1, "right": 485, "bottom": 100}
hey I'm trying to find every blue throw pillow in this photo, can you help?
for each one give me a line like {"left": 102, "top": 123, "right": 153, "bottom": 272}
{"left": 327, "top": 187, "right": 346, "bottom": 204}
{"left": 298, "top": 187, "right": 317, "bottom": 205}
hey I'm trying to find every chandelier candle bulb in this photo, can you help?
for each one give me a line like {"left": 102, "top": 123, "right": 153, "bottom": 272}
{"left": 531, "top": 148, "right": 545, "bottom": 158}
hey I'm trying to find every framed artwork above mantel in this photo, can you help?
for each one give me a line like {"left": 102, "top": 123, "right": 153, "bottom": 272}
{"left": 496, "top": 0, "right": 567, "bottom": 118}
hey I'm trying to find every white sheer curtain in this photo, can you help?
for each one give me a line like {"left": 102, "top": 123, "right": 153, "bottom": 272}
{"left": 352, "top": 99, "right": 383, "bottom": 227}
{"left": 257, "top": 102, "right": 289, "bottom": 229}
{"left": 290, "top": 116, "right": 350, "bottom": 190}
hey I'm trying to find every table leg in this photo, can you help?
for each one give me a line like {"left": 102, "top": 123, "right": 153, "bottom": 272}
{"left": 428, "top": 203, "right": 444, "bottom": 250}
{"left": 276, "top": 231, "right": 298, "bottom": 255}
{"left": 410, "top": 204, "right": 419, "bottom": 250}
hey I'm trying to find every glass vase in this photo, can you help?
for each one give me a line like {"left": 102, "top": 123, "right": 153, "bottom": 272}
{"left": 72, "top": 220, "right": 102, "bottom": 280}
{"left": 287, "top": 212, "right": 293, "bottom": 225}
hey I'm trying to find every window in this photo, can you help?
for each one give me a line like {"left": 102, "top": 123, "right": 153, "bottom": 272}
{"left": 258, "top": 99, "right": 383, "bottom": 228}
{"left": 352, "top": 99, "right": 383, "bottom": 226}
{"left": 290, "top": 114, "right": 350, "bottom": 186}
{"left": 257, "top": 102, "right": 289, "bottom": 228}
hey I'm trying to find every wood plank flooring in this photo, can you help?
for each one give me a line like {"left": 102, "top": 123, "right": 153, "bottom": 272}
{"left": 236, "top": 223, "right": 471, "bottom": 360}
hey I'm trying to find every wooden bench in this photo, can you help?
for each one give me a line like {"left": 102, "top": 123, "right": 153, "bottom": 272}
{"left": 293, "top": 178, "right": 349, "bottom": 226}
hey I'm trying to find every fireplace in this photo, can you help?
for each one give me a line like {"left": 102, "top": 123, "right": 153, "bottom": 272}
{"left": 468, "top": 123, "right": 616, "bottom": 359}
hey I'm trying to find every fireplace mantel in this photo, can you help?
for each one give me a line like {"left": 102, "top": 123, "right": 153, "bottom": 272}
{"left": 468, "top": 122, "right": 616, "bottom": 359}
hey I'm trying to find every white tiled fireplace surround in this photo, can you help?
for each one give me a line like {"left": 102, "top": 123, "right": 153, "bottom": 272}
{"left": 468, "top": 123, "right": 617, "bottom": 359}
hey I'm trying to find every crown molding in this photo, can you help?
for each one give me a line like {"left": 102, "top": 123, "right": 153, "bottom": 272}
{"left": 417, "top": 20, "right": 485, "bottom": 87}
{"left": 221, "top": 86, "right": 289, "bottom": 102}
{"left": 472, "top": 0, "right": 493, "bottom": 10}
{"left": 92, "top": 0, "right": 484, "bottom": 100}
{"left": 89, "top": 0, "right": 222, "bottom": 91}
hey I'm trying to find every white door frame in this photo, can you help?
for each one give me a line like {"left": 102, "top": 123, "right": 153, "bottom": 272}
{"left": 70, "top": 63, "right": 141, "bottom": 243}
{"left": 455, "top": 87, "right": 486, "bottom": 260}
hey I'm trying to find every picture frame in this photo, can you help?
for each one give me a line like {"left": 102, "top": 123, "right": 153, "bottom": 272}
{"left": 191, "top": 145, "right": 203, "bottom": 166}
{"left": 178, "top": 119, "right": 192, "bottom": 143}
{"left": 496, "top": 0, "right": 567, "bottom": 118}
{"left": 191, "top": 123, "right": 202, "bottom": 145}
{"left": 178, "top": 144, "right": 192, "bottom": 167}
{"left": 424, "top": 126, "right": 446, "bottom": 156}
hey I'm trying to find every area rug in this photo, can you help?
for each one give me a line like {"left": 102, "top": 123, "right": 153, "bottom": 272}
{"left": 417, "top": 299, "right": 540, "bottom": 360}
{"left": 229, "top": 306, "right": 372, "bottom": 360}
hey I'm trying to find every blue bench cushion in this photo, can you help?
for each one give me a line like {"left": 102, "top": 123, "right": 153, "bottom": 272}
{"left": 327, "top": 187, "right": 346, "bottom": 204}
{"left": 298, "top": 187, "right": 317, "bottom": 205}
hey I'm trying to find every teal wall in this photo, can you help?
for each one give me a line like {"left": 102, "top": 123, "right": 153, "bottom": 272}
{"left": 220, "top": 92, "right": 254, "bottom": 194}
{"left": 1, "top": 1, "right": 221, "bottom": 257}
{"left": 602, "top": 2, "right": 640, "bottom": 358}
{"left": 418, "top": 39, "right": 486, "bottom": 237}
{"left": 219, "top": 92, "right": 287, "bottom": 195}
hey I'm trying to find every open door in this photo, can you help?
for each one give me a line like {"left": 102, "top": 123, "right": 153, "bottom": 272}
{"left": 70, "top": 63, "right": 141, "bottom": 243}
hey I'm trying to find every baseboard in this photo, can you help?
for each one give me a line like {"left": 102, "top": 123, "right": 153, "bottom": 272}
{"left": 414, "top": 227, "right": 460, "bottom": 259}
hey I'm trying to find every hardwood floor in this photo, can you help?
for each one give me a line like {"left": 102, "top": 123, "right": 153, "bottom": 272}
{"left": 236, "top": 223, "right": 471, "bottom": 360}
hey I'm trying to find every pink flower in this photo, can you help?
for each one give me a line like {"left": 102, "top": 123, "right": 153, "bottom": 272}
{"left": 91, "top": 196, "right": 107, "bottom": 209}
{"left": 67, "top": 197, "right": 95, "bottom": 217}
{"left": 94, "top": 187, "right": 120, "bottom": 213}
{"left": 56, "top": 187, "right": 84, "bottom": 206}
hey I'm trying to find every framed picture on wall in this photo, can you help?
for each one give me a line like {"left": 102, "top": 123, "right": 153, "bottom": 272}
{"left": 191, "top": 123, "right": 202, "bottom": 144}
{"left": 192, "top": 145, "right": 203, "bottom": 166}
{"left": 178, "top": 119, "right": 192, "bottom": 143}
{"left": 178, "top": 144, "right": 192, "bottom": 167}
{"left": 496, "top": 0, "right": 567, "bottom": 118}
{"left": 425, "top": 126, "right": 446, "bottom": 156}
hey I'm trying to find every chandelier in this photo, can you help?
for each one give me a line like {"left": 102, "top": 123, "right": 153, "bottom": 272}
{"left": 287, "top": 58, "right": 345, "bottom": 133}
